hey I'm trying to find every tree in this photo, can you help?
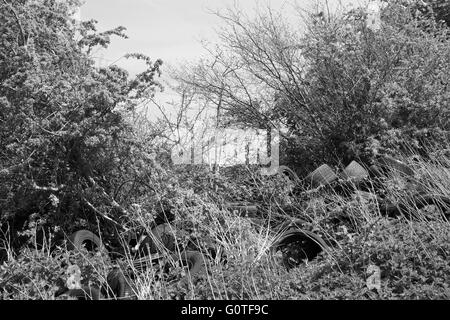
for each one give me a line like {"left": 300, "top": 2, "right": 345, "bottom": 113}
{"left": 172, "top": 1, "right": 449, "bottom": 173}
{"left": 0, "top": 0, "right": 163, "bottom": 250}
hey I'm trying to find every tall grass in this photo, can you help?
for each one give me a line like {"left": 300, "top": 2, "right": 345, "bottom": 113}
{"left": 1, "top": 149, "right": 449, "bottom": 299}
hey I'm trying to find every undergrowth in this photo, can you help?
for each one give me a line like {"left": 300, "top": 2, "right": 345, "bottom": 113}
{"left": 1, "top": 151, "right": 449, "bottom": 300}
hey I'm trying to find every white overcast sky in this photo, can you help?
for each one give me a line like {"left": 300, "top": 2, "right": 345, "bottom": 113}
{"left": 81, "top": 0, "right": 366, "bottom": 73}
{"left": 80, "top": 0, "right": 366, "bottom": 118}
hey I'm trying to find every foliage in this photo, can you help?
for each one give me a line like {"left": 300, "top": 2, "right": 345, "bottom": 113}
{"left": 1, "top": 0, "right": 450, "bottom": 301}
{"left": 293, "top": 219, "right": 450, "bottom": 299}
{"left": 0, "top": 0, "right": 163, "bottom": 251}
{"left": 1, "top": 149, "right": 450, "bottom": 300}
{"left": 0, "top": 243, "right": 110, "bottom": 300}
{"left": 172, "top": 1, "right": 449, "bottom": 172}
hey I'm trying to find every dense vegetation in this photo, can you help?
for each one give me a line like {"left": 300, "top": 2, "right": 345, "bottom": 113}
{"left": 0, "top": 0, "right": 163, "bottom": 253}
{"left": 172, "top": 0, "right": 449, "bottom": 174}
{"left": 0, "top": 0, "right": 449, "bottom": 300}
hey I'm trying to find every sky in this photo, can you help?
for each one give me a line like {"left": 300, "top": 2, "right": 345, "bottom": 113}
{"left": 82, "top": 0, "right": 302, "bottom": 73}
{"left": 80, "top": 0, "right": 366, "bottom": 118}
{"left": 81, "top": 0, "right": 366, "bottom": 73}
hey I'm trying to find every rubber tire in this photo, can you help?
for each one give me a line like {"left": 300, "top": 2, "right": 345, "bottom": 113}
{"left": 306, "top": 164, "right": 338, "bottom": 188}
{"left": 105, "top": 268, "right": 136, "bottom": 300}
{"left": 341, "top": 161, "right": 368, "bottom": 181}
{"left": 68, "top": 230, "right": 104, "bottom": 252}
{"left": 272, "top": 229, "right": 326, "bottom": 269}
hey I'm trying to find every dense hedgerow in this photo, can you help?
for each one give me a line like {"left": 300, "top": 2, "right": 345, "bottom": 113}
{"left": 0, "top": 0, "right": 164, "bottom": 256}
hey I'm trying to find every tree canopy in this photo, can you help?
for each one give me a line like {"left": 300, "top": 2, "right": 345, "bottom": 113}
{"left": 172, "top": 0, "right": 449, "bottom": 174}
{"left": 0, "top": 0, "right": 163, "bottom": 244}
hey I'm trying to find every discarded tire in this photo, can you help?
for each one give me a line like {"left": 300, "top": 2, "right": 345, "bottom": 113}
{"left": 341, "top": 161, "right": 369, "bottom": 181}
{"left": 68, "top": 230, "right": 104, "bottom": 252}
{"left": 306, "top": 164, "right": 338, "bottom": 188}
{"left": 272, "top": 229, "right": 327, "bottom": 269}
{"left": 105, "top": 268, "right": 136, "bottom": 300}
